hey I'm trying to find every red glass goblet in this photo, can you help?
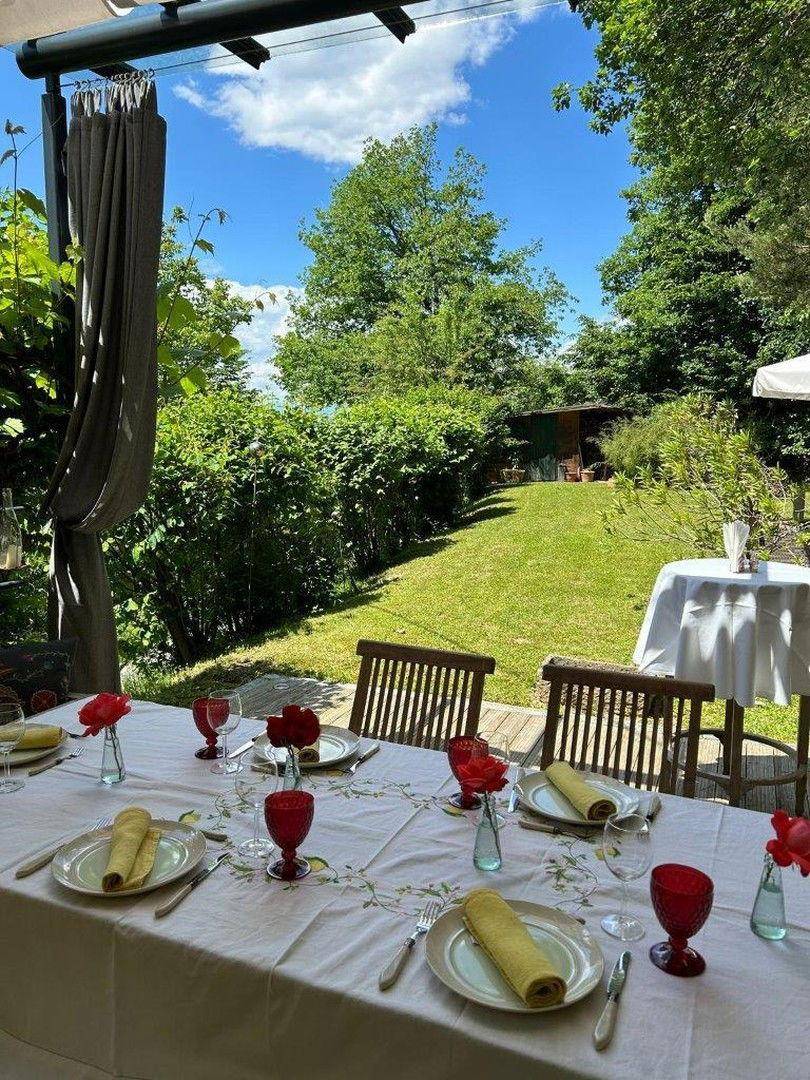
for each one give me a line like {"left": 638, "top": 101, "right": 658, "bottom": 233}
{"left": 192, "top": 697, "right": 225, "bottom": 760}
{"left": 265, "top": 790, "right": 314, "bottom": 881}
{"left": 649, "top": 863, "right": 713, "bottom": 977}
{"left": 447, "top": 735, "right": 488, "bottom": 809}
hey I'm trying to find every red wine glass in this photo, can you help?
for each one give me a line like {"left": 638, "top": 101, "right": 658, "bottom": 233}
{"left": 265, "top": 790, "right": 314, "bottom": 881}
{"left": 192, "top": 698, "right": 224, "bottom": 760}
{"left": 650, "top": 863, "right": 713, "bottom": 977}
{"left": 447, "top": 735, "right": 488, "bottom": 809}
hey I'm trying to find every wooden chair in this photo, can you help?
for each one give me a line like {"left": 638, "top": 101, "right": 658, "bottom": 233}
{"left": 527, "top": 656, "right": 716, "bottom": 796}
{"left": 348, "top": 640, "right": 496, "bottom": 749}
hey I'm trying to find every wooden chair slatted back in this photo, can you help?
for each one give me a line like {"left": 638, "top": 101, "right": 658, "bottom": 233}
{"left": 534, "top": 657, "right": 715, "bottom": 794}
{"left": 349, "top": 640, "right": 495, "bottom": 749}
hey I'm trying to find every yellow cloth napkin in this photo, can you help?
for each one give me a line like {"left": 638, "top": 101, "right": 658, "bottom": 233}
{"left": 298, "top": 740, "right": 320, "bottom": 764}
{"left": 462, "top": 889, "right": 567, "bottom": 1009}
{"left": 3, "top": 724, "right": 63, "bottom": 750}
{"left": 545, "top": 760, "right": 616, "bottom": 822}
{"left": 102, "top": 807, "right": 161, "bottom": 893}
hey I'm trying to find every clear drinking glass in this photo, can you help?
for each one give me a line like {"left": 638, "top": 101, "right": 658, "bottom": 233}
{"left": 0, "top": 702, "right": 26, "bottom": 793}
{"left": 235, "top": 759, "right": 279, "bottom": 861}
{"left": 601, "top": 812, "right": 652, "bottom": 941}
{"left": 485, "top": 731, "right": 511, "bottom": 828}
{"left": 207, "top": 690, "right": 242, "bottom": 775}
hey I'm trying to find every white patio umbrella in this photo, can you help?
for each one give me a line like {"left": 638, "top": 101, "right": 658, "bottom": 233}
{"left": 0, "top": 1, "right": 146, "bottom": 47}
{"left": 752, "top": 353, "right": 810, "bottom": 401}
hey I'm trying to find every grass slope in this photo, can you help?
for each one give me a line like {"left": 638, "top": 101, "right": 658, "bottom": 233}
{"left": 130, "top": 483, "right": 796, "bottom": 741}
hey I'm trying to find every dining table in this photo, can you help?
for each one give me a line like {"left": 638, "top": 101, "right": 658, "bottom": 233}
{"left": 1, "top": 697, "right": 808, "bottom": 1080}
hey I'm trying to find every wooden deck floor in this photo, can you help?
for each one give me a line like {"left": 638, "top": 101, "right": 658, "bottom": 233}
{"left": 238, "top": 673, "right": 804, "bottom": 815}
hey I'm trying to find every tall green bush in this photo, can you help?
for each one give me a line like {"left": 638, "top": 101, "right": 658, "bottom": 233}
{"left": 108, "top": 391, "right": 342, "bottom": 666}
{"left": 317, "top": 389, "right": 503, "bottom": 571}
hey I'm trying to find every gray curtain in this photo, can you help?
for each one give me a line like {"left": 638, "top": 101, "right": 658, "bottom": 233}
{"left": 46, "top": 76, "right": 166, "bottom": 692}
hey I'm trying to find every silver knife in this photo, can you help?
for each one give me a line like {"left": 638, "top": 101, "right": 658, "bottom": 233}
{"left": 593, "top": 951, "right": 631, "bottom": 1050}
{"left": 343, "top": 742, "right": 380, "bottom": 775}
{"left": 154, "top": 853, "right": 229, "bottom": 918}
{"left": 227, "top": 738, "right": 257, "bottom": 761}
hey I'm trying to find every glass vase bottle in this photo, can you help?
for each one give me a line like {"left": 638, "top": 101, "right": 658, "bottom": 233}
{"left": 750, "top": 853, "right": 787, "bottom": 940}
{"left": 473, "top": 792, "right": 502, "bottom": 871}
{"left": 0, "top": 488, "right": 22, "bottom": 570}
{"left": 283, "top": 746, "right": 302, "bottom": 790}
{"left": 100, "top": 723, "right": 126, "bottom": 785}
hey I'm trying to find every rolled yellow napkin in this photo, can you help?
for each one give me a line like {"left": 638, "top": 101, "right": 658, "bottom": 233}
{"left": 545, "top": 761, "right": 616, "bottom": 822}
{"left": 3, "top": 724, "right": 63, "bottom": 750}
{"left": 462, "top": 889, "right": 567, "bottom": 1008}
{"left": 298, "top": 740, "right": 320, "bottom": 764}
{"left": 102, "top": 807, "right": 161, "bottom": 893}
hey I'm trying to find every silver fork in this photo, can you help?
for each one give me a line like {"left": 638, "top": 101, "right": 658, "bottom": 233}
{"left": 28, "top": 741, "right": 85, "bottom": 777}
{"left": 14, "top": 815, "right": 113, "bottom": 879}
{"left": 378, "top": 899, "right": 441, "bottom": 990}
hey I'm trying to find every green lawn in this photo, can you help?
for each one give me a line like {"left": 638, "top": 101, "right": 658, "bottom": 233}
{"left": 130, "top": 483, "right": 797, "bottom": 742}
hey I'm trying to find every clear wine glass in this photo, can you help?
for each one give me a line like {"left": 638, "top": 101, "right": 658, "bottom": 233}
{"left": 485, "top": 731, "right": 511, "bottom": 827}
{"left": 234, "top": 759, "right": 279, "bottom": 861}
{"left": 0, "top": 702, "right": 26, "bottom": 794}
{"left": 601, "top": 812, "right": 653, "bottom": 941}
{"left": 207, "top": 690, "right": 242, "bottom": 775}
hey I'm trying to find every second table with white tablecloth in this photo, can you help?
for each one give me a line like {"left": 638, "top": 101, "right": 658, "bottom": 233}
{"left": 633, "top": 558, "right": 810, "bottom": 810}
{"left": 1, "top": 698, "right": 809, "bottom": 1079}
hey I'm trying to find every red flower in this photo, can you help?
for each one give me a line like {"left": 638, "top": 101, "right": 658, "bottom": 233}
{"left": 766, "top": 810, "right": 810, "bottom": 877}
{"left": 457, "top": 754, "right": 509, "bottom": 794}
{"left": 78, "top": 693, "right": 132, "bottom": 737}
{"left": 266, "top": 705, "right": 320, "bottom": 750}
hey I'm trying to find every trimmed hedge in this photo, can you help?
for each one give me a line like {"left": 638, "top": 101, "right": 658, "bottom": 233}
{"left": 110, "top": 387, "right": 504, "bottom": 665}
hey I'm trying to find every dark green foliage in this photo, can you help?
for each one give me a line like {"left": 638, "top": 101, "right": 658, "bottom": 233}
{"left": 107, "top": 388, "right": 504, "bottom": 666}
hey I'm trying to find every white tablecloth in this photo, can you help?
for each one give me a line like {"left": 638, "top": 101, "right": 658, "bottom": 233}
{"left": 2, "top": 698, "right": 809, "bottom": 1080}
{"left": 633, "top": 558, "right": 810, "bottom": 705}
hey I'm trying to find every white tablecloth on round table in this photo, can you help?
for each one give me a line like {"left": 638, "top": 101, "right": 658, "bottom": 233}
{"left": 633, "top": 558, "right": 810, "bottom": 705}
{"left": 2, "top": 698, "right": 810, "bottom": 1079}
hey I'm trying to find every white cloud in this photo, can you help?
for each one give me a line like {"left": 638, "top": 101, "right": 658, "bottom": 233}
{"left": 217, "top": 280, "right": 302, "bottom": 392}
{"left": 173, "top": 2, "right": 549, "bottom": 165}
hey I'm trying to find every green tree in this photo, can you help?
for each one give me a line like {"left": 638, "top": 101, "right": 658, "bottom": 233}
{"left": 558, "top": 0, "right": 810, "bottom": 311}
{"left": 567, "top": 177, "right": 810, "bottom": 472}
{"left": 276, "top": 125, "right": 568, "bottom": 406}
{"left": 156, "top": 207, "right": 268, "bottom": 399}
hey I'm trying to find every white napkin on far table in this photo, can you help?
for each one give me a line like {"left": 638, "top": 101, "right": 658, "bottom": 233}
{"left": 723, "top": 520, "right": 750, "bottom": 573}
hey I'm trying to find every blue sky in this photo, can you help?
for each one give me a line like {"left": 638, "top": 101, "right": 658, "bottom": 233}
{"left": 0, "top": 2, "right": 636, "bottom": 384}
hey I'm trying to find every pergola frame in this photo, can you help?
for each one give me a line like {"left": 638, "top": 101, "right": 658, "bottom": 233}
{"left": 15, "top": 0, "right": 429, "bottom": 404}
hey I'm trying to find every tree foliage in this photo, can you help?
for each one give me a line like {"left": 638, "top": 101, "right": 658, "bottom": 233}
{"left": 276, "top": 125, "right": 568, "bottom": 406}
{"left": 558, "top": 0, "right": 810, "bottom": 311}
{"left": 566, "top": 176, "right": 810, "bottom": 473}
{"left": 156, "top": 206, "right": 267, "bottom": 399}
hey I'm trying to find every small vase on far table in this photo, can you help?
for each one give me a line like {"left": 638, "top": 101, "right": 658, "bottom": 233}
{"left": 750, "top": 853, "right": 787, "bottom": 940}
{"left": 100, "top": 723, "right": 126, "bottom": 785}
{"left": 474, "top": 792, "right": 502, "bottom": 871}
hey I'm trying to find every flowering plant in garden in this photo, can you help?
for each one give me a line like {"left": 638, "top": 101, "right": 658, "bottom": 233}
{"left": 266, "top": 705, "right": 320, "bottom": 751}
{"left": 766, "top": 810, "right": 810, "bottom": 877}
{"left": 78, "top": 693, "right": 131, "bottom": 737}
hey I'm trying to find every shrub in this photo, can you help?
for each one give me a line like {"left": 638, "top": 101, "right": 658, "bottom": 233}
{"left": 317, "top": 389, "right": 503, "bottom": 571}
{"left": 599, "top": 400, "right": 686, "bottom": 477}
{"left": 603, "top": 395, "right": 806, "bottom": 561}
{"left": 108, "top": 391, "right": 342, "bottom": 666}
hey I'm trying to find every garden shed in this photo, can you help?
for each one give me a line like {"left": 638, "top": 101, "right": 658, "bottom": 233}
{"left": 507, "top": 403, "right": 623, "bottom": 480}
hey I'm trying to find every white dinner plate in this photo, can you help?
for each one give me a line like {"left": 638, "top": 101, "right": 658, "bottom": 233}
{"left": 252, "top": 725, "right": 360, "bottom": 770}
{"left": 8, "top": 727, "right": 68, "bottom": 767}
{"left": 51, "top": 820, "right": 207, "bottom": 898}
{"left": 517, "top": 769, "right": 639, "bottom": 825}
{"left": 425, "top": 900, "right": 604, "bottom": 1013}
